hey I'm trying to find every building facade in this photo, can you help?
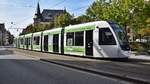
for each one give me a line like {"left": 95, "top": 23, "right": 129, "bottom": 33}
{"left": 33, "top": 2, "right": 64, "bottom": 24}
{"left": 0, "top": 23, "right": 13, "bottom": 46}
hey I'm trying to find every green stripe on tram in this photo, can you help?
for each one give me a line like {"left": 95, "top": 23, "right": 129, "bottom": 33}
{"left": 32, "top": 44, "right": 41, "bottom": 50}
{"left": 64, "top": 46, "right": 85, "bottom": 53}
{"left": 48, "top": 45, "right": 53, "bottom": 52}
{"left": 65, "top": 25, "right": 95, "bottom": 33}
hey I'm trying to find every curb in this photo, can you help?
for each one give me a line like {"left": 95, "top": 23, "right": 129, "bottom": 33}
{"left": 131, "top": 58, "right": 150, "bottom": 62}
{"left": 129, "top": 57, "right": 150, "bottom": 62}
{"left": 41, "top": 59, "right": 150, "bottom": 84}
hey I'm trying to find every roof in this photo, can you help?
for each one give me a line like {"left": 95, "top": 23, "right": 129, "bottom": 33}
{"left": 42, "top": 9, "right": 64, "bottom": 14}
{"left": 41, "top": 9, "right": 64, "bottom": 18}
{"left": 41, "top": 9, "right": 64, "bottom": 22}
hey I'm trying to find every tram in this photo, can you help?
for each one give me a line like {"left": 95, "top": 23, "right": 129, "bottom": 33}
{"left": 14, "top": 21, "right": 130, "bottom": 58}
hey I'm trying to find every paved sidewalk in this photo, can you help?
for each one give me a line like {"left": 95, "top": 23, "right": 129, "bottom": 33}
{"left": 129, "top": 52, "right": 150, "bottom": 61}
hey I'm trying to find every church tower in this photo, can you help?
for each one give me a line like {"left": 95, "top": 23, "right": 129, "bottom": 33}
{"left": 33, "top": 1, "right": 42, "bottom": 24}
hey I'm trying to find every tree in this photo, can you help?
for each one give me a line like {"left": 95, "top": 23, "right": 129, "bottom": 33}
{"left": 74, "top": 15, "right": 93, "bottom": 24}
{"left": 86, "top": 0, "right": 104, "bottom": 20}
{"left": 20, "top": 24, "right": 34, "bottom": 35}
{"left": 40, "top": 22, "right": 55, "bottom": 30}
{"left": 138, "top": 28, "right": 150, "bottom": 37}
{"left": 54, "top": 11, "right": 73, "bottom": 28}
{"left": 86, "top": 0, "right": 150, "bottom": 39}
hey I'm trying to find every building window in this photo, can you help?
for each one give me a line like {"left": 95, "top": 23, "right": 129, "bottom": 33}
{"left": 75, "top": 31, "right": 84, "bottom": 46}
{"left": 66, "top": 32, "right": 74, "bottom": 46}
{"left": 99, "top": 28, "right": 116, "bottom": 45}
{"left": 48, "top": 14, "right": 52, "bottom": 17}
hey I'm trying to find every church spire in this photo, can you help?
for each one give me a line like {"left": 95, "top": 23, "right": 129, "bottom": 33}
{"left": 37, "top": 1, "right": 41, "bottom": 16}
{"left": 34, "top": 1, "right": 42, "bottom": 24}
{"left": 35, "top": 1, "right": 42, "bottom": 19}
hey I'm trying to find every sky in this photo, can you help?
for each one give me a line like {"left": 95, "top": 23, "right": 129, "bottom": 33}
{"left": 0, "top": 0, "right": 94, "bottom": 37}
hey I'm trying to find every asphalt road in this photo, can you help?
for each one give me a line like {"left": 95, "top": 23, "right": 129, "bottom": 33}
{"left": 0, "top": 48, "right": 128, "bottom": 84}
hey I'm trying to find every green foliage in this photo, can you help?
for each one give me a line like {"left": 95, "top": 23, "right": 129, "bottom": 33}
{"left": 21, "top": 0, "right": 150, "bottom": 39}
{"left": 54, "top": 11, "right": 73, "bottom": 28}
{"left": 40, "top": 22, "right": 55, "bottom": 30}
{"left": 20, "top": 24, "right": 34, "bottom": 35}
{"left": 74, "top": 15, "right": 93, "bottom": 24}
{"left": 86, "top": 0, "right": 150, "bottom": 37}
{"left": 130, "top": 42, "right": 150, "bottom": 53}
{"left": 130, "top": 42, "right": 145, "bottom": 52}
{"left": 20, "top": 22, "right": 54, "bottom": 35}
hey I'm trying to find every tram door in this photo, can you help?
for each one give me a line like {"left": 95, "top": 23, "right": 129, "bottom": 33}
{"left": 53, "top": 34, "right": 59, "bottom": 53}
{"left": 44, "top": 35, "right": 48, "bottom": 51}
{"left": 85, "top": 30, "right": 93, "bottom": 56}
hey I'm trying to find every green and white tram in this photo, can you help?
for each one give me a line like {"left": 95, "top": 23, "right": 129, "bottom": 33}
{"left": 19, "top": 35, "right": 25, "bottom": 49}
{"left": 42, "top": 28, "right": 62, "bottom": 53}
{"left": 14, "top": 21, "right": 130, "bottom": 58}
{"left": 24, "top": 33, "right": 32, "bottom": 50}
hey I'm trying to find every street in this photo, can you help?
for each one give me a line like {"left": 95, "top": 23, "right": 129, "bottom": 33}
{"left": 0, "top": 48, "right": 127, "bottom": 84}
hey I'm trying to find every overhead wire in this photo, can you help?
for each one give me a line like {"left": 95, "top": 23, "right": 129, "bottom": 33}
{"left": 9, "top": 0, "right": 90, "bottom": 31}
{"left": 11, "top": 0, "right": 67, "bottom": 26}
{"left": 8, "top": 15, "right": 33, "bottom": 30}
{"left": 69, "top": 5, "right": 89, "bottom": 12}
{"left": 51, "top": 0, "right": 67, "bottom": 8}
{"left": 8, "top": 0, "right": 69, "bottom": 36}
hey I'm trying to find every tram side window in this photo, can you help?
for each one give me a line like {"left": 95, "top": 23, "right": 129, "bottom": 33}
{"left": 34, "top": 36, "right": 40, "bottom": 45}
{"left": 20, "top": 39, "right": 24, "bottom": 45}
{"left": 99, "top": 28, "right": 116, "bottom": 45}
{"left": 25, "top": 38, "right": 27, "bottom": 45}
{"left": 28, "top": 38, "right": 31, "bottom": 45}
{"left": 75, "top": 31, "right": 84, "bottom": 46}
{"left": 66, "top": 32, "right": 74, "bottom": 46}
{"left": 26, "top": 38, "right": 30, "bottom": 45}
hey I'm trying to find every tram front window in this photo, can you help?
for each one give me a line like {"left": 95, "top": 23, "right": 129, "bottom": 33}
{"left": 99, "top": 28, "right": 116, "bottom": 45}
{"left": 110, "top": 23, "right": 130, "bottom": 51}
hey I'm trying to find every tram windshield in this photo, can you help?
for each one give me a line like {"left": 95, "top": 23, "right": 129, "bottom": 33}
{"left": 110, "top": 23, "right": 130, "bottom": 50}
